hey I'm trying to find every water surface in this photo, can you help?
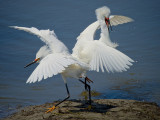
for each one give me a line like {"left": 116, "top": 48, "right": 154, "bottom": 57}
{"left": 0, "top": 0, "right": 160, "bottom": 118}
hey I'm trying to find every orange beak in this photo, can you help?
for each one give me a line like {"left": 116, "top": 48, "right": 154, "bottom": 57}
{"left": 105, "top": 17, "right": 109, "bottom": 28}
{"left": 24, "top": 58, "right": 40, "bottom": 68}
{"left": 105, "top": 17, "right": 112, "bottom": 32}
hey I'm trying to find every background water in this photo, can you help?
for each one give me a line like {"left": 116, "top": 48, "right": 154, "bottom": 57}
{"left": 0, "top": 0, "right": 160, "bottom": 118}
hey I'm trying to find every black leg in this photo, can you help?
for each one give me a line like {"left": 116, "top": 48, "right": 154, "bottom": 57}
{"left": 46, "top": 82, "right": 70, "bottom": 113}
{"left": 85, "top": 78, "right": 88, "bottom": 91}
{"left": 85, "top": 77, "right": 93, "bottom": 91}
{"left": 79, "top": 79, "right": 91, "bottom": 105}
{"left": 55, "top": 83, "right": 70, "bottom": 107}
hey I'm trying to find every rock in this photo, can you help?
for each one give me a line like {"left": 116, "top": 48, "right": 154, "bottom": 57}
{"left": 2, "top": 99, "right": 160, "bottom": 120}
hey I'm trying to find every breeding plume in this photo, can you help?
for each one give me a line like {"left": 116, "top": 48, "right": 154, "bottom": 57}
{"left": 11, "top": 6, "right": 134, "bottom": 112}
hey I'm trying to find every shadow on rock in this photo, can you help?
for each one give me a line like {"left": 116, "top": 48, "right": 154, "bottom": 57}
{"left": 69, "top": 99, "right": 116, "bottom": 113}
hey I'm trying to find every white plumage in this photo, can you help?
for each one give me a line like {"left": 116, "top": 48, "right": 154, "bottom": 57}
{"left": 27, "top": 54, "right": 82, "bottom": 83}
{"left": 72, "top": 6, "right": 134, "bottom": 73}
{"left": 10, "top": 6, "right": 134, "bottom": 112}
{"left": 10, "top": 26, "right": 88, "bottom": 83}
{"left": 11, "top": 6, "right": 134, "bottom": 83}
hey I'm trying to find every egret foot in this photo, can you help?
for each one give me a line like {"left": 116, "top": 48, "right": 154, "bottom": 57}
{"left": 46, "top": 106, "right": 57, "bottom": 113}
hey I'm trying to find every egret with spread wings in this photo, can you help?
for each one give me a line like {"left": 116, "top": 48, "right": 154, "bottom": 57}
{"left": 72, "top": 6, "right": 134, "bottom": 73}
{"left": 11, "top": 6, "right": 134, "bottom": 113}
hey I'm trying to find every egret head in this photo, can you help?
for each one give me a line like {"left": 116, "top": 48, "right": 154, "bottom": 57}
{"left": 24, "top": 46, "right": 51, "bottom": 68}
{"left": 36, "top": 46, "right": 51, "bottom": 60}
{"left": 95, "top": 6, "right": 112, "bottom": 31}
{"left": 95, "top": 6, "right": 110, "bottom": 20}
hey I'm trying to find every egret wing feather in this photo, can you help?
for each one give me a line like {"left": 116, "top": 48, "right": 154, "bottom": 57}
{"left": 77, "top": 21, "right": 99, "bottom": 42}
{"left": 109, "top": 15, "right": 134, "bottom": 26}
{"left": 85, "top": 41, "right": 134, "bottom": 72}
{"left": 26, "top": 54, "right": 79, "bottom": 83}
{"left": 10, "top": 26, "right": 68, "bottom": 53}
{"left": 72, "top": 21, "right": 100, "bottom": 57}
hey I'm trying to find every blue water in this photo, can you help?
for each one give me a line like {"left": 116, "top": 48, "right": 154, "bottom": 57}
{"left": 0, "top": 0, "right": 160, "bottom": 118}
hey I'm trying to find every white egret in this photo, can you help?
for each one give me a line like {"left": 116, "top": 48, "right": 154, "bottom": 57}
{"left": 10, "top": 26, "right": 90, "bottom": 112}
{"left": 11, "top": 6, "right": 134, "bottom": 113}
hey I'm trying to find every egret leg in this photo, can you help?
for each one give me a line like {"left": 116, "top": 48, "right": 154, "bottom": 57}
{"left": 85, "top": 77, "right": 93, "bottom": 91}
{"left": 46, "top": 83, "right": 70, "bottom": 113}
{"left": 79, "top": 79, "right": 91, "bottom": 106}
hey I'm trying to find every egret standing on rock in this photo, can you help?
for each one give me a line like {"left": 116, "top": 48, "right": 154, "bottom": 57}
{"left": 11, "top": 6, "right": 134, "bottom": 113}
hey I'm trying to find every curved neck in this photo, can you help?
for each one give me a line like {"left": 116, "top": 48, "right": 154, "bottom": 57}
{"left": 99, "top": 19, "right": 118, "bottom": 48}
{"left": 99, "top": 20, "right": 110, "bottom": 43}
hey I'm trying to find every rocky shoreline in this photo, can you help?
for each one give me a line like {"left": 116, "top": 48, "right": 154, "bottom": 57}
{"left": 2, "top": 99, "right": 160, "bottom": 120}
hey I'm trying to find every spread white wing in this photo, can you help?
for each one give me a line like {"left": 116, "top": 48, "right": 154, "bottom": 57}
{"left": 10, "top": 26, "right": 68, "bottom": 53}
{"left": 72, "top": 12, "right": 134, "bottom": 73}
{"left": 72, "top": 21, "right": 100, "bottom": 58}
{"left": 73, "top": 40, "right": 133, "bottom": 73}
{"left": 26, "top": 53, "right": 80, "bottom": 83}
{"left": 109, "top": 15, "right": 134, "bottom": 26}
{"left": 88, "top": 41, "right": 134, "bottom": 72}
{"left": 77, "top": 21, "right": 100, "bottom": 42}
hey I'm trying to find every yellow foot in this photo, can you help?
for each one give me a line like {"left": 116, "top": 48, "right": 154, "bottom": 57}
{"left": 46, "top": 106, "right": 57, "bottom": 113}
{"left": 86, "top": 105, "right": 92, "bottom": 110}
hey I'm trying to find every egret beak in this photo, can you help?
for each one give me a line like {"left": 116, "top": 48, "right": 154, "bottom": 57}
{"left": 24, "top": 58, "right": 40, "bottom": 68}
{"left": 105, "top": 17, "right": 112, "bottom": 32}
